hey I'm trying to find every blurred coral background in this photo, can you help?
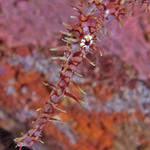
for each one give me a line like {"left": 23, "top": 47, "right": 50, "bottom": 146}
{"left": 0, "top": 0, "right": 150, "bottom": 150}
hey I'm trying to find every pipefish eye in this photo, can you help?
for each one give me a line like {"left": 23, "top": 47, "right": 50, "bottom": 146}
{"left": 80, "top": 34, "right": 93, "bottom": 50}
{"left": 85, "top": 41, "right": 90, "bottom": 46}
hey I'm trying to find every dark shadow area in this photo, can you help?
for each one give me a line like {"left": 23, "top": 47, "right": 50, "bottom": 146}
{"left": 0, "top": 128, "right": 32, "bottom": 150}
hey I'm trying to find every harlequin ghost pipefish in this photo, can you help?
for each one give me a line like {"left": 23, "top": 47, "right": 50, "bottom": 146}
{"left": 14, "top": 0, "right": 149, "bottom": 149}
